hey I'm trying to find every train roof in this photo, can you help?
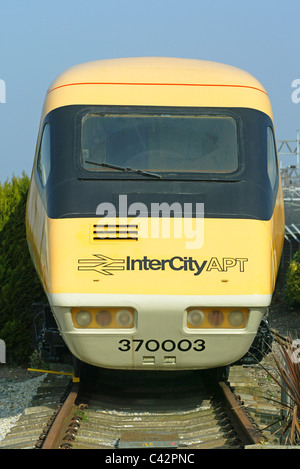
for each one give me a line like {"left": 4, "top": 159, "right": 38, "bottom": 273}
{"left": 42, "top": 57, "right": 273, "bottom": 119}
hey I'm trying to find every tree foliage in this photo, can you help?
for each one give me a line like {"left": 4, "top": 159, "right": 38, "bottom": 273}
{"left": 0, "top": 173, "right": 45, "bottom": 364}
{"left": 286, "top": 250, "right": 300, "bottom": 308}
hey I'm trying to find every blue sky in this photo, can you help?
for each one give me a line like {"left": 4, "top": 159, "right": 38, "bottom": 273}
{"left": 0, "top": 0, "right": 299, "bottom": 182}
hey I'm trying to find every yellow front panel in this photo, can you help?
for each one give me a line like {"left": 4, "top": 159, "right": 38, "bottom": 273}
{"left": 46, "top": 216, "right": 274, "bottom": 297}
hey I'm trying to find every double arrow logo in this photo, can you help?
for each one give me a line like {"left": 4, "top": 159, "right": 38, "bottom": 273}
{"left": 78, "top": 254, "right": 125, "bottom": 276}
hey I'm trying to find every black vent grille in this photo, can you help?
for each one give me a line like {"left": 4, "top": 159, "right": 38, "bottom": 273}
{"left": 92, "top": 224, "right": 139, "bottom": 241}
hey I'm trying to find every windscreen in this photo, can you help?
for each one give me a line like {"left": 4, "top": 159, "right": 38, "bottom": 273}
{"left": 81, "top": 113, "right": 238, "bottom": 173}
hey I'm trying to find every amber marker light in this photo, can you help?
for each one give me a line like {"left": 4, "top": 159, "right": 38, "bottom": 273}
{"left": 71, "top": 307, "right": 135, "bottom": 329}
{"left": 186, "top": 307, "right": 249, "bottom": 329}
{"left": 96, "top": 310, "right": 112, "bottom": 327}
{"left": 208, "top": 310, "right": 224, "bottom": 327}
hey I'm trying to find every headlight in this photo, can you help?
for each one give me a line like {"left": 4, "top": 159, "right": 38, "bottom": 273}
{"left": 116, "top": 309, "right": 134, "bottom": 327}
{"left": 76, "top": 310, "right": 92, "bottom": 327}
{"left": 228, "top": 310, "right": 245, "bottom": 327}
{"left": 187, "top": 309, "right": 205, "bottom": 327}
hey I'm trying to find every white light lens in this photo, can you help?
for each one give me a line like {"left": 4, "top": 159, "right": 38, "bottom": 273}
{"left": 96, "top": 310, "right": 112, "bottom": 327}
{"left": 76, "top": 310, "right": 92, "bottom": 327}
{"left": 116, "top": 309, "right": 133, "bottom": 327}
{"left": 188, "top": 309, "right": 205, "bottom": 327}
{"left": 229, "top": 310, "right": 244, "bottom": 327}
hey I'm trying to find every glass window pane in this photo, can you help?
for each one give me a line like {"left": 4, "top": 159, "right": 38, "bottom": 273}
{"left": 37, "top": 124, "right": 51, "bottom": 186}
{"left": 267, "top": 127, "right": 278, "bottom": 189}
{"left": 81, "top": 114, "right": 238, "bottom": 173}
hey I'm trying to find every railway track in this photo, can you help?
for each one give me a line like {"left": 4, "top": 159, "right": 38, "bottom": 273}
{"left": 1, "top": 353, "right": 287, "bottom": 450}
{"left": 0, "top": 372, "right": 72, "bottom": 449}
{"left": 37, "top": 366, "right": 263, "bottom": 450}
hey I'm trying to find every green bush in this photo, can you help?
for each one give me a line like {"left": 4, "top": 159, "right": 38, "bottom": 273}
{"left": 0, "top": 173, "right": 46, "bottom": 364}
{"left": 286, "top": 250, "right": 300, "bottom": 308}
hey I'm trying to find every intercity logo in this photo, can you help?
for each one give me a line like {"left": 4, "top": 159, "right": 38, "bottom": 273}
{"left": 0, "top": 79, "right": 6, "bottom": 103}
{"left": 78, "top": 254, "right": 125, "bottom": 276}
{"left": 78, "top": 254, "right": 248, "bottom": 276}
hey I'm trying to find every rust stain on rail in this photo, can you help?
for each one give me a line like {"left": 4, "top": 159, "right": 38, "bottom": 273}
{"left": 42, "top": 383, "right": 79, "bottom": 449}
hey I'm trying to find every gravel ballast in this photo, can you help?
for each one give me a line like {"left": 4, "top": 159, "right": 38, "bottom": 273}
{"left": 0, "top": 370, "right": 46, "bottom": 441}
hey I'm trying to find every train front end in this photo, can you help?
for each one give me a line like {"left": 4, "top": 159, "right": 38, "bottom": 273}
{"left": 26, "top": 58, "right": 284, "bottom": 370}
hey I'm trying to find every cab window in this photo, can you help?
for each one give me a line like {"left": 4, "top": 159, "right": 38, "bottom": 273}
{"left": 267, "top": 127, "right": 278, "bottom": 189}
{"left": 81, "top": 113, "right": 238, "bottom": 174}
{"left": 37, "top": 123, "right": 51, "bottom": 186}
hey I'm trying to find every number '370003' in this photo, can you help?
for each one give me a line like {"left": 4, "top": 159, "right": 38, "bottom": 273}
{"left": 118, "top": 338, "right": 205, "bottom": 352}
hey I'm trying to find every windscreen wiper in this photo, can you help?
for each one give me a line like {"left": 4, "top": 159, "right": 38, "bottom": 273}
{"left": 85, "top": 160, "right": 162, "bottom": 179}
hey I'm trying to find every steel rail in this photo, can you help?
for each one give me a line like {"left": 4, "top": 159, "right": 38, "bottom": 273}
{"left": 42, "top": 382, "right": 79, "bottom": 449}
{"left": 218, "top": 380, "right": 263, "bottom": 445}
